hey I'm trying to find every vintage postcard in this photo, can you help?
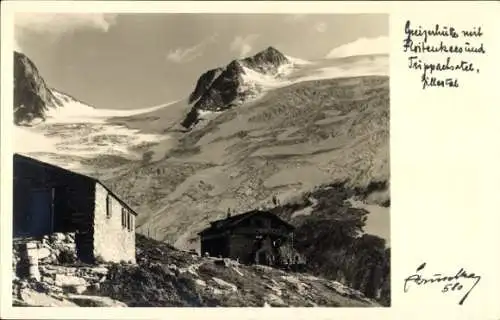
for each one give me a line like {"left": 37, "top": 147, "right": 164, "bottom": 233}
{"left": 1, "top": 1, "right": 499, "bottom": 320}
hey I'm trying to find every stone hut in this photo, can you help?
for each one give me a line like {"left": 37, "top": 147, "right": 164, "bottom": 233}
{"left": 198, "top": 210, "right": 300, "bottom": 266}
{"left": 13, "top": 153, "right": 137, "bottom": 264}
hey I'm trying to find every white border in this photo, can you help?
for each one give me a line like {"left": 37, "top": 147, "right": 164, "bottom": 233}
{"left": 2, "top": 1, "right": 500, "bottom": 320}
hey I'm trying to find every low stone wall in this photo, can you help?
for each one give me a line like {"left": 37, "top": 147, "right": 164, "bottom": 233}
{"left": 13, "top": 233, "right": 77, "bottom": 280}
{"left": 12, "top": 263, "right": 117, "bottom": 306}
{"left": 13, "top": 233, "right": 118, "bottom": 305}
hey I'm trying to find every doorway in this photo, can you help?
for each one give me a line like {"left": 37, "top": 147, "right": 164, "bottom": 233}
{"left": 28, "top": 188, "right": 54, "bottom": 236}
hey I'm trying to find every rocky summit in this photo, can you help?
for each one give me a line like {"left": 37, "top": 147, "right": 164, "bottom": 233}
{"left": 13, "top": 51, "right": 64, "bottom": 125}
{"left": 182, "top": 47, "right": 291, "bottom": 129}
{"left": 241, "top": 46, "right": 290, "bottom": 74}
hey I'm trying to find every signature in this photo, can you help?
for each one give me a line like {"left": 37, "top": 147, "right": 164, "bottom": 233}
{"left": 404, "top": 262, "right": 481, "bottom": 305}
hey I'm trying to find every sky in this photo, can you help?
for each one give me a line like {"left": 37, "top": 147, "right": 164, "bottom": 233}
{"left": 14, "top": 13, "right": 388, "bottom": 110}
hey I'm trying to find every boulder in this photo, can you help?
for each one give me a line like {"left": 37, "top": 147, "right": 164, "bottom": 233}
{"left": 25, "top": 242, "right": 38, "bottom": 250}
{"left": 212, "top": 277, "right": 237, "bottom": 292}
{"left": 208, "top": 287, "right": 223, "bottom": 295}
{"left": 264, "top": 283, "right": 282, "bottom": 296}
{"left": 37, "top": 248, "right": 51, "bottom": 260}
{"left": 39, "top": 266, "right": 57, "bottom": 276}
{"left": 54, "top": 274, "right": 88, "bottom": 287}
{"left": 20, "top": 288, "right": 78, "bottom": 307}
{"left": 41, "top": 276, "right": 55, "bottom": 285}
{"left": 195, "top": 279, "right": 207, "bottom": 287}
{"left": 85, "top": 266, "right": 108, "bottom": 275}
{"left": 64, "top": 284, "right": 88, "bottom": 294}
{"left": 67, "top": 294, "right": 128, "bottom": 307}
{"left": 231, "top": 267, "right": 244, "bottom": 276}
{"left": 41, "top": 236, "right": 50, "bottom": 246}
{"left": 49, "top": 233, "right": 66, "bottom": 243}
{"left": 79, "top": 274, "right": 100, "bottom": 284}
{"left": 254, "top": 265, "right": 274, "bottom": 273}
{"left": 47, "top": 285, "right": 64, "bottom": 294}
{"left": 266, "top": 293, "right": 286, "bottom": 307}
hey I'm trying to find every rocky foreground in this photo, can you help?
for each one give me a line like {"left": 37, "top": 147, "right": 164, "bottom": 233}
{"left": 12, "top": 234, "right": 380, "bottom": 307}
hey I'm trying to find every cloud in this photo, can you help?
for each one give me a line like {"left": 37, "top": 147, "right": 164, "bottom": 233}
{"left": 15, "top": 13, "right": 117, "bottom": 34}
{"left": 166, "top": 34, "right": 218, "bottom": 64}
{"left": 229, "top": 34, "right": 260, "bottom": 58}
{"left": 14, "top": 13, "right": 117, "bottom": 52}
{"left": 325, "top": 36, "right": 389, "bottom": 58}
{"left": 314, "top": 22, "right": 327, "bottom": 33}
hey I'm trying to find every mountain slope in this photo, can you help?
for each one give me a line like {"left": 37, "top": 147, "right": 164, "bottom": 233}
{"left": 106, "top": 74, "right": 389, "bottom": 248}
{"left": 102, "top": 234, "right": 382, "bottom": 307}
{"left": 14, "top": 51, "right": 64, "bottom": 125}
{"left": 13, "top": 51, "right": 176, "bottom": 175}
{"left": 12, "top": 48, "right": 389, "bottom": 256}
{"left": 13, "top": 234, "right": 381, "bottom": 307}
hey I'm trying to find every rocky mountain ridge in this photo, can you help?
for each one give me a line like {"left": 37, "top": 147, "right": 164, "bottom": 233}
{"left": 14, "top": 51, "right": 63, "bottom": 125}
{"left": 182, "top": 46, "right": 292, "bottom": 128}
{"left": 13, "top": 51, "right": 97, "bottom": 126}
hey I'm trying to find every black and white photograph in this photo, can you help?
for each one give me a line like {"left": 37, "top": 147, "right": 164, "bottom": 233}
{"left": 11, "top": 12, "right": 390, "bottom": 308}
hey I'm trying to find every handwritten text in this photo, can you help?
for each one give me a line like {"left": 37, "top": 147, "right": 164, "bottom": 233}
{"left": 403, "top": 20, "right": 486, "bottom": 89}
{"left": 403, "top": 262, "right": 481, "bottom": 305}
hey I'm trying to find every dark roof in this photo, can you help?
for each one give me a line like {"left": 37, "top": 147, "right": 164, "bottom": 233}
{"left": 13, "top": 153, "right": 139, "bottom": 216}
{"left": 198, "top": 209, "right": 295, "bottom": 236}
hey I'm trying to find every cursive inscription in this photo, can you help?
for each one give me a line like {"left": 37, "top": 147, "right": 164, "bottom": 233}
{"left": 404, "top": 262, "right": 481, "bottom": 305}
{"left": 403, "top": 20, "right": 486, "bottom": 90}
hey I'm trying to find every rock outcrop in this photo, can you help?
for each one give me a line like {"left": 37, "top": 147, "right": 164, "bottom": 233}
{"left": 12, "top": 233, "right": 381, "bottom": 307}
{"left": 181, "top": 46, "right": 291, "bottom": 129}
{"left": 95, "top": 234, "right": 380, "bottom": 307}
{"left": 13, "top": 51, "right": 63, "bottom": 125}
{"left": 188, "top": 67, "right": 224, "bottom": 104}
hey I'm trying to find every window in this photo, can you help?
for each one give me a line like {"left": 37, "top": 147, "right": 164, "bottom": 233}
{"left": 127, "top": 212, "right": 131, "bottom": 231}
{"left": 121, "top": 208, "right": 127, "bottom": 228}
{"left": 106, "top": 194, "right": 112, "bottom": 218}
{"left": 128, "top": 213, "right": 134, "bottom": 232}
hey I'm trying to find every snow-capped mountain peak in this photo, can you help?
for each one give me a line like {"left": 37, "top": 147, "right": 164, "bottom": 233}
{"left": 181, "top": 46, "right": 296, "bottom": 128}
{"left": 181, "top": 45, "right": 388, "bottom": 129}
{"left": 13, "top": 51, "right": 178, "bottom": 173}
